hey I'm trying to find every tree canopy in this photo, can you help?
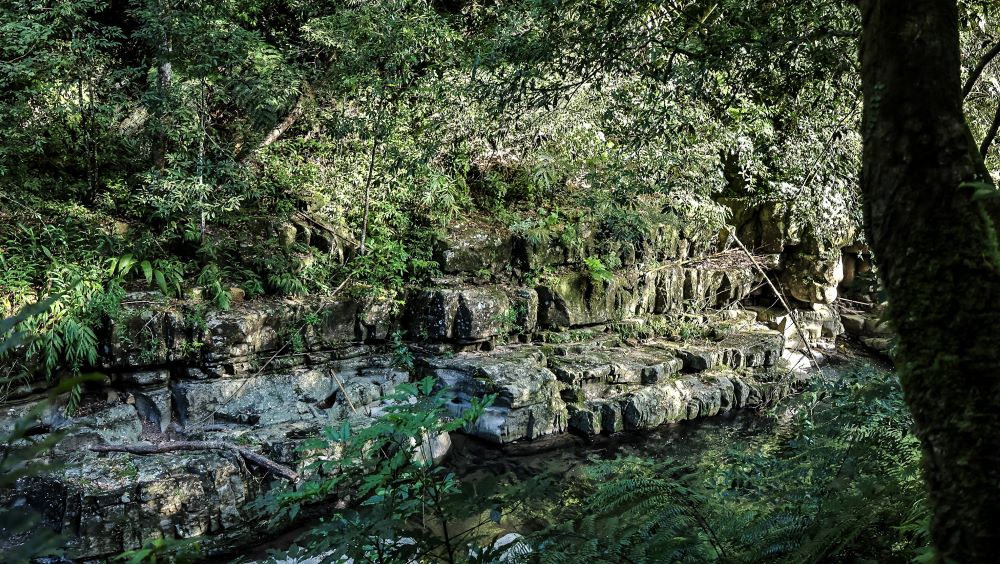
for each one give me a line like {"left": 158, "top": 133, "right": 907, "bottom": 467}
{"left": 3, "top": 1, "right": 1000, "bottom": 560}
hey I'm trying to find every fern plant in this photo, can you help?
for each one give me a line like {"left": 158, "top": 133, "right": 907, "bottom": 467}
{"left": 1, "top": 272, "right": 119, "bottom": 413}
{"left": 107, "top": 253, "right": 184, "bottom": 297}
{"left": 258, "top": 378, "right": 500, "bottom": 564}
{"left": 534, "top": 365, "right": 929, "bottom": 563}
{"left": 267, "top": 271, "right": 309, "bottom": 295}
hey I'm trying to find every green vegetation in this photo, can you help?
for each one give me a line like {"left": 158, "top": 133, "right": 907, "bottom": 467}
{"left": 258, "top": 377, "right": 500, "bottom": 563}
{"left": 534, "top": 365, "right": 926, "bottom": 563}
{"left": 250, "top": 364, "right": 924, "bottom": 564}
{"left": 4, "top": 0, "right": 1000, "bottom": 560}
{"left": 2, "top": 1, "right": 995, "bottom": 374}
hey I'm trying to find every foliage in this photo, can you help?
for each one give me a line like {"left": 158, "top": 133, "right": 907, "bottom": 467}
{"left": 0, "top": 300, "right": 107, "bottom": 561}
{"left": 533, "top": 365, "right": 929, "bottom": 563}
{"left": 1, "top": 0, "right": 997, "bottom": 313}
{"left": 391, "top": 329, "right": 415, "bottom": 370}
{"left": 114, "top": 537, "right": 203, "bottom": 564}
{"left": 258, "top": 377, "right": 503, "bottom": 564}
{"left": 583, "top": 256, "right": 614, "bottom": 284}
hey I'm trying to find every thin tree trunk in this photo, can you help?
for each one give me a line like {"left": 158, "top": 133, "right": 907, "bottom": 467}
{"left": 358, "top": 89, "right": 386, "bottom": 256}
{"left": 979, "top": 101, "right": 1000, "bottom": 158}
{"left": 153, "top": 0, "right": 172, "bottom": 169}
{"left": 858, "top": 1, "right": 1000, "bottom": 560}
{"left": 88, "top": 73, "right": 98, "bottom": 196}
{"left": 199, "top": 79, "right": 207, "bottom": 239}
{"left": 358, "top": 133, "right": 377, "bottom": 256}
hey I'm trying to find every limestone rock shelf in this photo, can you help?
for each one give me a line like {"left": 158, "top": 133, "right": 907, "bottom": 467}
{"left": 2, "top": 216, "right": 860, "bottom": 560}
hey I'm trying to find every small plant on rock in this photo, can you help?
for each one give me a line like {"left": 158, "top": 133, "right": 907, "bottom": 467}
{"left": 583, "top": 256, "right": 614, "bottom": 284}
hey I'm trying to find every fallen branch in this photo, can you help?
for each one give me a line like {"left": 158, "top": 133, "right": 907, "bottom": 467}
{"left": 91, "top": 440, "right": 299, "bottom": 482}
{"left": 260, "top": 85, "right": 313, "bottom": 150}
{"left": 730, "top": 233, "right": 820, "bottom": 370}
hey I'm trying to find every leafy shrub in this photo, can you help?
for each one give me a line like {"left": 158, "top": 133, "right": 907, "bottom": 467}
{"left": 259, "top": 378, "right": 500, "bottom": 563}
{"left": 534, "top": 365, "right": 929, "bottom": 563}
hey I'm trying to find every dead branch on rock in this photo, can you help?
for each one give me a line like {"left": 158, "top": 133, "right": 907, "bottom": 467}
{"left": 91, "top": 441, "right": 299, "bottom": 482}
{"left": 730, "top": 233, "right": 820, "bottom": 370}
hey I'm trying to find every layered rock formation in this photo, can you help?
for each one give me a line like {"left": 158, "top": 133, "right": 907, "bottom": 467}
{"left": 1, "top": 215, "right": 853, "bottom": 560}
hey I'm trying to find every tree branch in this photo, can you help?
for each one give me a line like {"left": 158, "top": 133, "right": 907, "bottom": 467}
{"left": 91, "top": 440, "right": 299, "bottom": 482}
{"left": 963, "top": 40, "right": 1000, "bottom": 99}
{"left": 259, "top": 85, "right": 313, "bottom": 150}
{"left": 980, "top": 100, "right": 1000, "bottom": 158}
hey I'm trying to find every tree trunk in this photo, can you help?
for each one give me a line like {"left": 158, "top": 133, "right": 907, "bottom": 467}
{"left": 858, "top": 1, "right": 1000, "bottom": 560}
{"left": 152, "top": 0, "right": 172, "bottom": 169}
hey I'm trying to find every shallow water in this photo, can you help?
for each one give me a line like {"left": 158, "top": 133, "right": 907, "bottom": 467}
{"left": 447, "top": 407, "right": 782, "bottom": 486}
{"left": 249, "top": 354, "right": 884, "bottom": 562}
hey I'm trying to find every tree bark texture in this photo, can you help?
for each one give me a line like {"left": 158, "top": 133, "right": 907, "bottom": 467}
{"left": 859, "top": 1, "right": 1000, "bottom": 560}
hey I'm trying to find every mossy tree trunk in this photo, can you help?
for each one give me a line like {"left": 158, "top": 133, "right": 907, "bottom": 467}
{"left": 858, "top": 0, "right": 1000, "bottom": 560}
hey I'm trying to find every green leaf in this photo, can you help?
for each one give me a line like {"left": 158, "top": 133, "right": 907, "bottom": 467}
{"left": 961, "top": 180, "right": 998, "bottom": 201}
{"left": 140, "top": 260, "right": 153, "bottom": 283}
{"left": 118, "top": 253, "right": 136, "bottom": 276}
{"left": 154, "top": 270, "right": 168, "bottom": 295}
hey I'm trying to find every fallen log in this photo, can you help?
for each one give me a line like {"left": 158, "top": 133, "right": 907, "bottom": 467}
{"left": 91, "top": 440, "right": 299, "bottom": 482}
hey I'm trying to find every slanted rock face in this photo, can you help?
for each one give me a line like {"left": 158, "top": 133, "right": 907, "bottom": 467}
{"left": 173, "top": 368, "right": 336, "bottom": 427}
{"left": 418, "top": 349, "right": 568, "bottom": 443}
{"left": 651, "top": 267, "right": 686, "bottom": 313}
{"left": 682, "top": 267, "right": 757, "bottom": 310}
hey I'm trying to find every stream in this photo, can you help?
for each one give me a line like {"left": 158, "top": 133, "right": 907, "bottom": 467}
{"left": 247, "top": 355, "right": 884, "bottom": 562}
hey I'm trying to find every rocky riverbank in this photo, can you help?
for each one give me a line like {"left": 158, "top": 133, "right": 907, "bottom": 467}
{"left": 1, "top": 209, "right": 887, "bottom": 561}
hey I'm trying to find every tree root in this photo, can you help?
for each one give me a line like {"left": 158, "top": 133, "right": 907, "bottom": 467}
{"left": 91, "top": 440, "right": 299, "bottom": 482}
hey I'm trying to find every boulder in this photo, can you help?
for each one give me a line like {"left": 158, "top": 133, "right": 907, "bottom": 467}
{"left": 512, "top": 288, "right": 539, "bottom": 334}
{"left": 172, "top": 368, "right": 339, "bottom": 426}
{"left": 840, "top": 313, "right": 866, "bottom": 334}
{"left": 419, "top": 350, "right": 567, "bottom": 443}
{"left": 622, "top": 383, "right": 685, "bottom": 430}
{"left": 413, "top": 431, "right": 452, "bottom": 465}
{"left": 781, "top": 249, "right": 845, "bottom": 305}
{"left": 406, "top": 286, "right": 513, "bottom": 342}
{"left": 568, "top": 404, "right": 603, "bottom": 435}
{"left": 536, "top": 272, "right": 627, "bottom": 328}
{"left": 435, "top": 224, "right": 514, "bottom": 274}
